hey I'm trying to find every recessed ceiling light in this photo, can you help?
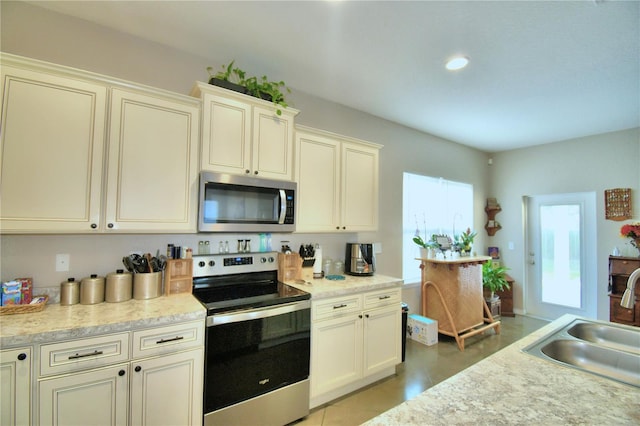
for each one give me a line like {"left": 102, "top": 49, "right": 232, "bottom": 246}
{"left": 446, "top": 56, "right": 469, "bottom": 71}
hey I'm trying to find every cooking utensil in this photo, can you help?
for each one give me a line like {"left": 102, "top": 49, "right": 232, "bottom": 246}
{"left": 122, "top": 256, "right": 136, "bottom": 273}
{"left": 145, "top": 253, "right": 154, "bottom": 273}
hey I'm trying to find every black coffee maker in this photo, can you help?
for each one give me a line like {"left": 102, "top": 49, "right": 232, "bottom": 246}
{"left": 345, "top": 243, "right": 376, "bottom": 276}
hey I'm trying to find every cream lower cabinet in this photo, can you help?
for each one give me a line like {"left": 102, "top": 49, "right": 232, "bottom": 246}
{"left": 0, "top": 53, "right": 199, "bottom": 233}
{"left": 310, "top": 288, "right": 401, "bottom": 408}
{"left": 191, "top": 82, "right": 299, "bottom": 181}
{"left": 0, "top": 347, "right": 32, "bottom": 426}
{"left": 37, "top": 321, "right": 204, "bottom": 426}
{"left": 295, "top": 126, "right": 381, "bottom": 232}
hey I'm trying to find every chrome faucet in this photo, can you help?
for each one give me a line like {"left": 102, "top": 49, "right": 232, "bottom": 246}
{"left": 620, "top": 267, "right": 640, "bottom": 309}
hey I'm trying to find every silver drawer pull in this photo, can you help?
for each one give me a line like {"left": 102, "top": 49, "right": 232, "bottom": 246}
{"left": 68, "top": 350, "right": 103, "bottom": 360}
{"left": 333, "top": 304, "right": 347, "bottom": 309}
{"left": 378, "top": 295, "right": 391, "bottom": 300}
{"left": 156, "top": 336, "right": 184, "bottom": 344}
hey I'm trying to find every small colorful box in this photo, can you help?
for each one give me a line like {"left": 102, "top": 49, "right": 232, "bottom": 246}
{"left": 1, "top": 281, "right": 23, "bottom": 306}
{"left": 407, "top": 313, "right": 438, "bottom": 346}
{"left": 16, "top": 277, "right": 33, "bottom": 304}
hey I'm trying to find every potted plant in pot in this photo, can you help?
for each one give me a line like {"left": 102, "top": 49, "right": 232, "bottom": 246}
{"left": 206, "top": 61, "right": 291, "bottom": 115}
{"left": 413, "top": 234, "right": 439, "bottom": 258}
{"left": 206, "top": 61, "right": 248, "bottom": 94}
{"left": 454, "top": 228, "right": 477, "bottom": 256}
{"left": 482, "top": 260, "right": 510, "bottom": 302}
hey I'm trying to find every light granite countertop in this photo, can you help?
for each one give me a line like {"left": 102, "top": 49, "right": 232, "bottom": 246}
{"left": 364, "top": 314, "right": 640, "bottom": 425}
{"left": 0, "top": 293, "right": 206, "bottom": 349}
{"left": 285, "top": 269, "right": 403, "bottom": 300}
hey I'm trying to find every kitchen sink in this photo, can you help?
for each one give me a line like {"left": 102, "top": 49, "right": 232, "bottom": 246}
{"left": 566, "top": 321, "right": 640, "bottom": 355}
{"left": 523, "top": 318, "right": 640, "bottom": 388}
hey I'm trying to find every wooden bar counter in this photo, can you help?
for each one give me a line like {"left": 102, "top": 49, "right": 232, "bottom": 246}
{"left": 419, "top": 255, "right": 500, "bottom": 351}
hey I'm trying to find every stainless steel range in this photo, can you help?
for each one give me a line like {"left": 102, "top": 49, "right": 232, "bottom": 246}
{"left": 192, "top": 252, "right": 311, "bottom": 426}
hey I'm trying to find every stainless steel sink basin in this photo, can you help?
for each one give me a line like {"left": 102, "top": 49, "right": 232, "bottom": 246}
{"left": 566, "top": 321, "right": 640, "bottom": 355}
{"left": 523, "top": 318, "right": 640, "bottom": 388}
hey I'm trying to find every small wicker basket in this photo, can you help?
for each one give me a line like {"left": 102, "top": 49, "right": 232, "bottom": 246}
{"left": 0, "top": 295, "right": 49, "bottom": 316}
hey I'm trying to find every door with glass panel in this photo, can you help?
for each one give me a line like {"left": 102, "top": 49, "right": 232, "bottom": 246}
{"left": 525, "top": 193, "right": 597, "bottom": 320}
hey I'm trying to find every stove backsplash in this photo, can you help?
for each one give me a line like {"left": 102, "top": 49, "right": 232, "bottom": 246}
{"left": 1, "top": 232, "right": 360, "bottom": 294}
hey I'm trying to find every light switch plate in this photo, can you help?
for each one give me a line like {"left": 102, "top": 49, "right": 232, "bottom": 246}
{"left": 56, "top": 254, "right": 70, "bottom": 272}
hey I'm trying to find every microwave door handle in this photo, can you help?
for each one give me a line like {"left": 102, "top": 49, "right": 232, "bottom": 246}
{"left": 278, "top": 190, "right": 287, "bottom": 224}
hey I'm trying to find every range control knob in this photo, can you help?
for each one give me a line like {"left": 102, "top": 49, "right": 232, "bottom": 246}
{"left": 198, "top": 261, "right": 206, "bottom": 268}
{"left": 260, "top": 257, "right": 267, "bottom": 263}
{"left": 209, "top": 260, "right": 215, "bottom": 267}
{"left": 268, "top": 256, "right": 275, "bottom": 263}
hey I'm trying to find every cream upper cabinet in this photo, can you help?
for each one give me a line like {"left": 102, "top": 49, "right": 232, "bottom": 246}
{"left": 340, "top": 141, "right": 380, "bottom": 232}
{"left": 0, "top": 347, "right": 32, "bottom": 426}
{"left": 295, "top": 130, "right": 341, "bottom": 231}
{"left": 0, "top": 53, "right": 199, "bottom": 233}
{"left": 295, "top": 126, "right": 381, "bottom": 233}
{"left": 105, "top": 88, "right": 199, "bottom": 232}
{"left": 192, "top": 82, "right": 298, "bottom": 181}
{"left": 0, "top": 61, "right": 107, "bottom": 233}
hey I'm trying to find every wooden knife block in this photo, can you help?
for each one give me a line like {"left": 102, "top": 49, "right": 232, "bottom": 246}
{"left": 164, "top": 259, "right": 193, "bottom": 296}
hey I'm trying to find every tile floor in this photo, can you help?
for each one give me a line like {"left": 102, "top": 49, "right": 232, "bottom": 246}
{"left": 294, "top": 315, "right": 549, "bottom": 426}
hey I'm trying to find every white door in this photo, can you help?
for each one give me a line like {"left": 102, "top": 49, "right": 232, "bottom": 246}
{"left": 525, "top": 193, "right": 597, "bottom": 319}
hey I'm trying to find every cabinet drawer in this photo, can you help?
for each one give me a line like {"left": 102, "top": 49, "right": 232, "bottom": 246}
{"left": 39, "top": 333, "right": 129, "bottom": 376}
{"left": 363, "top": 288, "right": 401, "bottom": 309}
{"left": 131, "top": 321, "right": 204, "bottom": 359}
{"left": 610, "top": 259, "right": 640, "bottom": 275}
{"left": 609, "top": 296, "right": 636, "bottom": 324}
{"left": 313, "top": 295, "right": 362, "bottom": 321}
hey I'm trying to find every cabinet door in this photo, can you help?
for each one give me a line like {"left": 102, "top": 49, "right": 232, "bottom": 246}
{"left": 201, "top": 93, "right": 251, "bottom": 175}
{"left": 252, "top": 105, "right": 294, "bottom": 180}
{"left": 341, "top": 142, "right": 379, "bottom": 231}
{"left": 106, "top": 89, "right": 199, "bottom": 232}
{"left": 295, "top": 131, "right": 341, "bottom": 232}
{"left": 38, "top": 364, "right": 129, "bottom": 426}
{"left": 0, "top": 347, "right": 31, "bottom": 426}
{"left": 0, "top": 65, "right": 106, "bottom": 233}
{"left": 310, "top": 314, "right": 362, "bottom": 397}
{"left": 130, "top": 349, "right": 203, "bottom": 426}
{"left": 363, "top": 304, "right": 401, "bottom": 376}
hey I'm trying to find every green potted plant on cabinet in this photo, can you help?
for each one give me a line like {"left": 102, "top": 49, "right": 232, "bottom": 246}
{"left": 206, "top": 61, "right": 291, "bottom": 115}
{"left": 482, "top": 260, "right": 510, "bottom": 301}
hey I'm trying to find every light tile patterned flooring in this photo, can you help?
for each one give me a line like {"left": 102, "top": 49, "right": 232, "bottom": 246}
{"left": 293, "top": 315, "right": 549, "bottom": 426}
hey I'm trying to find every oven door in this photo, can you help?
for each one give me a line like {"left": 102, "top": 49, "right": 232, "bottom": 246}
{"left": 204, "top": 300, "right": 311, "bottom": 414}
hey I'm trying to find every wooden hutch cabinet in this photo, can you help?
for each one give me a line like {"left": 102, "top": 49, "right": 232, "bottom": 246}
{"left": 608, "top": 256, "right": 640, "bottom": 326}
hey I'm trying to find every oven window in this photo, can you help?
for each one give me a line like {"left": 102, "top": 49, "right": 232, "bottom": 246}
{"left": 203, "top": 183, "right": 279, "bottom": 224}
{"left": 204, "top": 308, "right": 310, "bottom": 412}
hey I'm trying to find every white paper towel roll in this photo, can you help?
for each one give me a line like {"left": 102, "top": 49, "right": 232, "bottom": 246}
{"left": 313, "top": 246, "right": 323, "bottom": 274}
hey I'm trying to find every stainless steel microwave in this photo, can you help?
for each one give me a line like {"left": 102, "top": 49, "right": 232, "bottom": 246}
{"left": 198, "top": 171, "right": 296, "bottom": 233}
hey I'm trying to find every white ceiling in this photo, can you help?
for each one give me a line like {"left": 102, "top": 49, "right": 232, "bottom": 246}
{"left": 26, "top": 0, "right": 640, "bottom": 152}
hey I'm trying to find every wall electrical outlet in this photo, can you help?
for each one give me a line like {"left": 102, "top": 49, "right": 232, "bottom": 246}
{"left": 56, "top": 254, "right": 70, "bottom": 272}
{"left": 374, "top": 242, "right": 382, "bottom": 254}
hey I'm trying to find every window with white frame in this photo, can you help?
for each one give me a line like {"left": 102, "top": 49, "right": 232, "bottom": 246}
{"left": 402, "top": 173, "right": 474, "bottom": 283}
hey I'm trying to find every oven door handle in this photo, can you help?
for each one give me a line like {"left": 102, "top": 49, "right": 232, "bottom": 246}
{"left": 207, "top": 300, "right": 311, "bottom": 326}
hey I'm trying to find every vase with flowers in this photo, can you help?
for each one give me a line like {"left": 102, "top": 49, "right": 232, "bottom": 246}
{"left": 620, "top": 222, "right": 640, "bottom": 257}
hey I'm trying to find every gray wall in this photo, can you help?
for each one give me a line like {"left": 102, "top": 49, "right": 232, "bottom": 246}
{"left": 2, "top": 2, "right": 639, "bottom": 320}
{"left": 490, "top": 128, "right": 640, "bottom": 319}
{"left": 0, "top": 2, "right": 490, "bottom": 315}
